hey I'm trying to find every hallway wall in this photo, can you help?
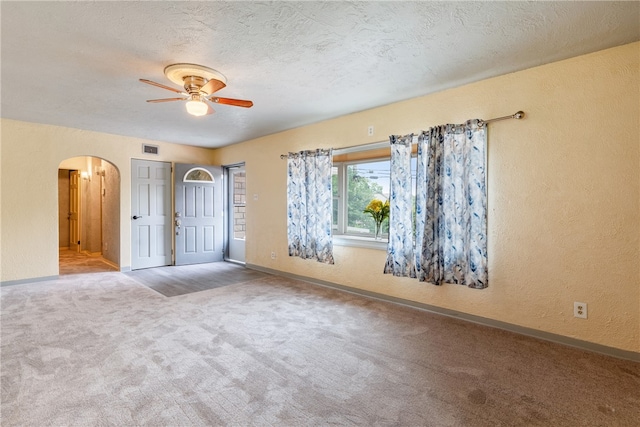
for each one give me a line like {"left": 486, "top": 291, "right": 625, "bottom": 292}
{"left": 81, "top": 157, "right": 102, "bottom": 254}
{"left": 101, "top": 159, "right": 120, "bottom": 266}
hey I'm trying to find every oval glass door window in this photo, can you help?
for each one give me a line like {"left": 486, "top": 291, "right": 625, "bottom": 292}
{"left": 183, "top": 167, "right": 214, "bottom": 182}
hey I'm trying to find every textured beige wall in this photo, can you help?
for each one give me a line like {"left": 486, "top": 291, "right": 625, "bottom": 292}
{"left": 211, "top": 42, "right": 639, "bottom": 352}
{"left": 0, "top": 122, "right": 214, "bottom": 280}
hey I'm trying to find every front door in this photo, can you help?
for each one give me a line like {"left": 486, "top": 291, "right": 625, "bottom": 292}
{"left": 131, "top": 159, "right": 172, "bottom": 270}
{"left": 69, "top": 170, "right": 81, "bottom": 252}
{"left": 226, "top": 165, "right": 246, "bottom": 263}
{"left": 174, "top": 164, "right": 223, "bottom": 265}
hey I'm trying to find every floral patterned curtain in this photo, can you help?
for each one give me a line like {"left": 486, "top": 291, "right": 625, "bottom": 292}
{"left": 287, "top": 149, "right": 335, "bottom": 264}
{"left": 384, "top": 135, "right": 417, "bottom": 277}
{"left": 416, "top": 120, "right": 488, "bottom": 288}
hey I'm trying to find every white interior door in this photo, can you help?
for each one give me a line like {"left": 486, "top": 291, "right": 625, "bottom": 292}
{"left": 227, "top": 165, "right": 246, "bottom": 263}
{"left": 131, "top": 159, "right": 172, "bottom": 270}
{"left": 175, "top": 164, "right": 223, "bottom": 265}
{"left": 69, "top": 170, "right": 81, "bottom": 252}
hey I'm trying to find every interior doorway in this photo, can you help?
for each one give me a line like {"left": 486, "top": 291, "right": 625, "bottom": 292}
{"left": 58, "top": 157, "right": 120, "bottom": 274}
{"left": 225, "top": 164, "right": 246, "bottom": 264}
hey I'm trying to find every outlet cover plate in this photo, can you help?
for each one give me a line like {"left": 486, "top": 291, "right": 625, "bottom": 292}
{"left": 574, "top": 302, "right": 588, "bottom": 319}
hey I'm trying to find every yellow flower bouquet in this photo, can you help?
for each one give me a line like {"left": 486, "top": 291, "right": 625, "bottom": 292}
{"left": 363, "top": 199, "right": 390, "bottom": 239}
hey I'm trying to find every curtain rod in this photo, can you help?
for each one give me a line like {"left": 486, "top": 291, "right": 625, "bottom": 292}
{"left": 279, "top": 110, "right": 525, "bottom": 159}
{"left": 479, "top": 110, "right": 524, "bottom": 125}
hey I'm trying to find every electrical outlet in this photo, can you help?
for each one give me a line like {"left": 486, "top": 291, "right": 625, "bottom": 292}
{"left": 574, "top": 302, "right": 588, "bottom": 319}
{"left": 368, "top": 125, "right": 374, "bottom": 136}
{"left": 270, "top": 251, "right": 276, "bottom": 259}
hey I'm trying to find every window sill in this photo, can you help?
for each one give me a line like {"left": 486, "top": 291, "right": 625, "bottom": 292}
{"left": 333, "top": 235, "right": 388, "bottom": 250}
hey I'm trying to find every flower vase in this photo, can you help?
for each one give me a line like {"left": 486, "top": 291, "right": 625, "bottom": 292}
{"left": 375, "top": 221, "right": 382, "bottom": 240}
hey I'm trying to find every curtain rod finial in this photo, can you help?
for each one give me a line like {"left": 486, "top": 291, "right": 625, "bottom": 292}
{"left": 514, "top": 111, "right": 525, "bottom": 119}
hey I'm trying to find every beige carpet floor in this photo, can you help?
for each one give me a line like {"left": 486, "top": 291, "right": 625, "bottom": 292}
{"left": 1, "top": 269, "right": 639, "bottom": 426}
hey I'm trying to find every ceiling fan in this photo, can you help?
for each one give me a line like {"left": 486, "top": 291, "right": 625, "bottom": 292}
{"left": 140, "top": 63, "right": 253, "bottom": 117}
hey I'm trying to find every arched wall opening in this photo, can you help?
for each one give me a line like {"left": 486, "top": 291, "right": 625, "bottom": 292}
{"left": 58, "top": 156, "right": 121, "bottom": 270}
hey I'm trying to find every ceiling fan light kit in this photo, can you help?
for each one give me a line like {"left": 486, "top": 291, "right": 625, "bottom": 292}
{"left": 140, "top": 63, "right": 253, "bottom": 117}
{"left": 186, "top": 97, "right": 209, "bottom": 117}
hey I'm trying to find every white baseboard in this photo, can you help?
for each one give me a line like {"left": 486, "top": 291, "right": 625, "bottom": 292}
{"left": 1, "top": 275, "right": 58, "bottom": 287}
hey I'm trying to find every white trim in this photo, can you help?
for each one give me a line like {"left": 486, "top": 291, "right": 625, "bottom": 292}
{"left": 333, "top": 235, "right": 387, "bottom": 250}
{"left": 1, "top": 276, "right": 59, "bottom": 287}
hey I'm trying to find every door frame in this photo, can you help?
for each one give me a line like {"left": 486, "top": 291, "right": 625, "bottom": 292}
{"left": 223, "top": 163, "right": 246, "bottom": 264}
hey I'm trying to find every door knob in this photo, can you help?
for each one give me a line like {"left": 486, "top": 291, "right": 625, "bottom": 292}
{"left": 132, "top": 215, "right": 142, "bottom": 220}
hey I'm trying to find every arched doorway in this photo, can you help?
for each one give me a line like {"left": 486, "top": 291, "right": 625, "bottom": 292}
{"left": 58, "top": 156, "right": 120, "bottom": 274}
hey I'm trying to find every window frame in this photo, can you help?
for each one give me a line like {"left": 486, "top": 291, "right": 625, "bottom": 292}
{"left": 332, "top": 141, "right": 391, "bottom": 250}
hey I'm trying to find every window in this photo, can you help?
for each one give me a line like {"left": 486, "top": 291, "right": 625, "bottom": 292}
{"left": 333, "top": 159, "right": 391, "bottom": 238}
{"left": 183, "top": 167, "right": 214, "bottom": 182}
{"left": 332, "top": 142, "right": 417, "bottom": 247}
{"left": 231, "top": 170, "right": 246, "bottom": 240}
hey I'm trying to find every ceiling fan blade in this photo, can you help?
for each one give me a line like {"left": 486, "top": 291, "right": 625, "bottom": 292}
{"left": 139, "top": 79, "right": 185, "bottom": 94}
{"left": 146, "top": 97, "right": 186, "bottom": 103}
{"left": 200, "top": 79, "right": 226, "bottom": 96}
{"left": 210, "top": 97, "right": 254, "bottom": 108}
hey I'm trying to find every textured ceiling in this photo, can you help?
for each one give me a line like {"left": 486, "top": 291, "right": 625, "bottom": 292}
{"left": 1, "top": 1, "right": 638, "bottom": 148}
